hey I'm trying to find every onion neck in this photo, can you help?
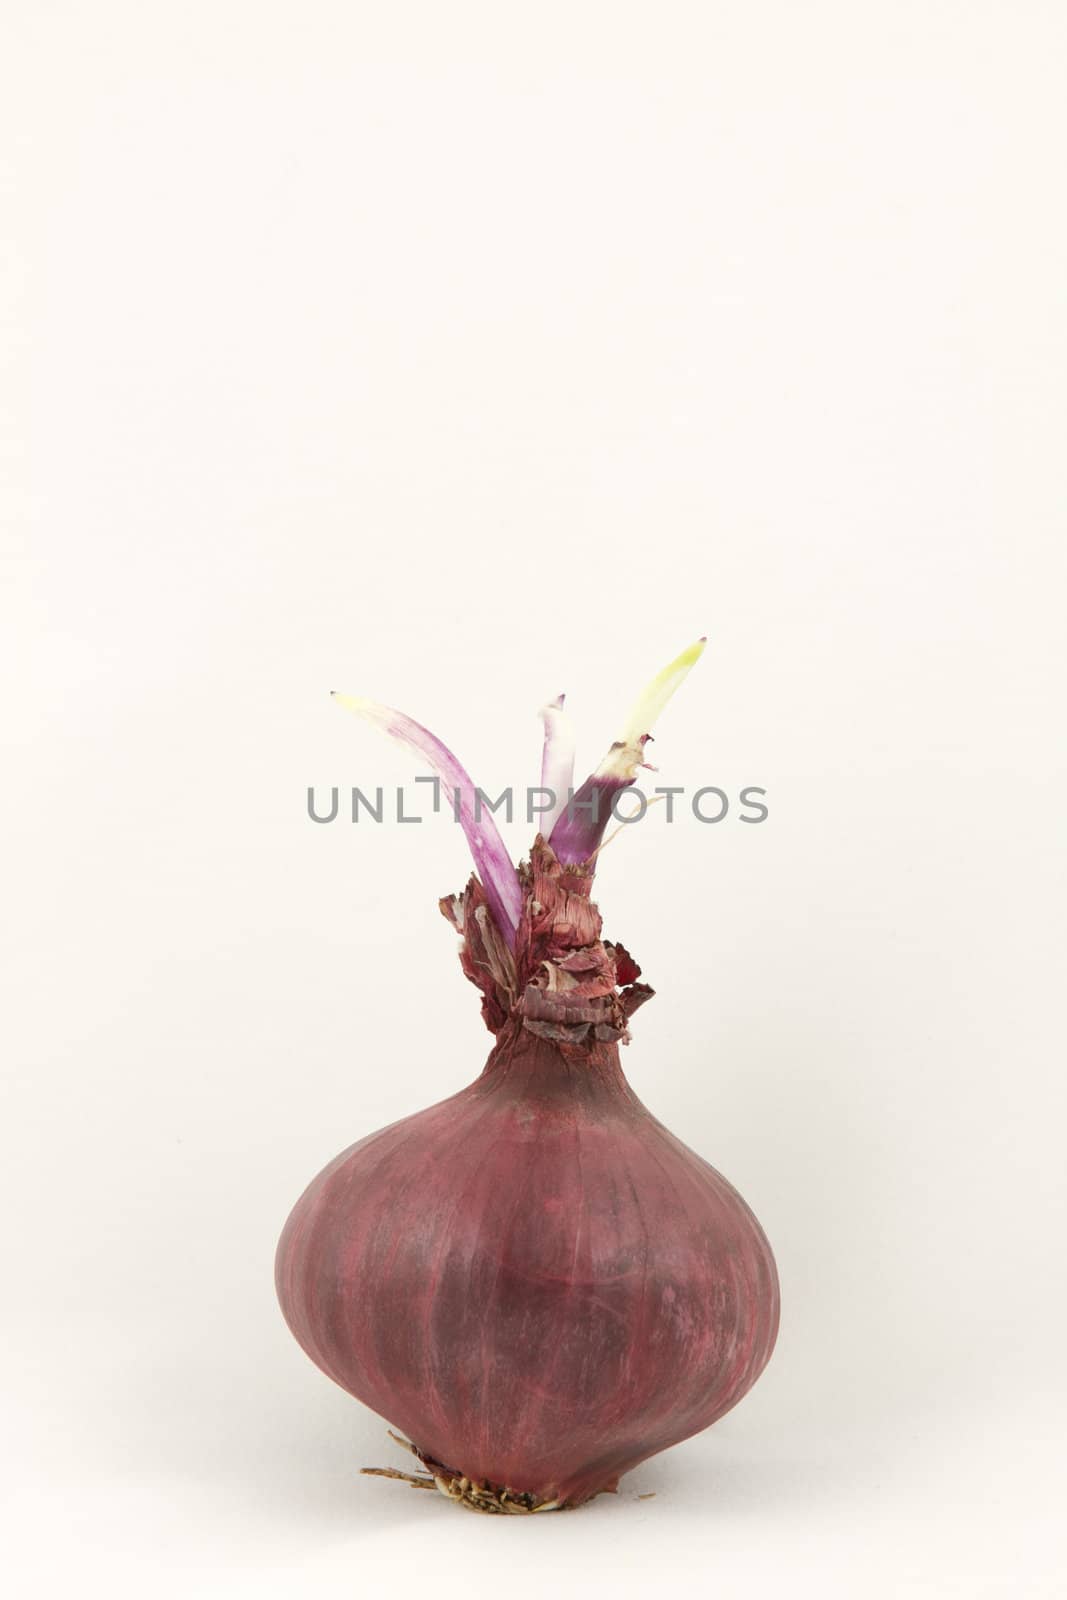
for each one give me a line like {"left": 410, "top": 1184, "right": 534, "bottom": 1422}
{"left": 473, "top": 1015, "right": 643, "bottom": 1111}
{"left": 441, "top": 836, "right": 655, "bottom": 1051}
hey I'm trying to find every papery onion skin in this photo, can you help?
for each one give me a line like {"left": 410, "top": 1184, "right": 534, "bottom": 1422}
{"left": 276, "top": 1016, "right": 779, "bottom": 1508}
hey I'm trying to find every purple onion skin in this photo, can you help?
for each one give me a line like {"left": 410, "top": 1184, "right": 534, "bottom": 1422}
{"left": 276, "top": 1019, "right": 779, "bottom": 1508}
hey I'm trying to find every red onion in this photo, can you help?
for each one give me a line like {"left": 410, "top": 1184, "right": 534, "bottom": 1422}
{"left": 277, "top": 643, "right": 779, "bottom": 1512}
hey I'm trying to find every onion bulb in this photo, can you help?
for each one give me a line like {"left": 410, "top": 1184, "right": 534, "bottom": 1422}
{"left": 276, "top": 641, "right": 779, "bottom": 1512}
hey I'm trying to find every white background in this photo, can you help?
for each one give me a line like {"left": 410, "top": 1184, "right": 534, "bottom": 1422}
{"left": 3, "top": 3, "right": 1065, "bottom": 1596}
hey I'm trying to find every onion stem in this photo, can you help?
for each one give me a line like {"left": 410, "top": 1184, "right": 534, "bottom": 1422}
{"left": 331, "top": 692, "right": 523, "bottom": 946}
